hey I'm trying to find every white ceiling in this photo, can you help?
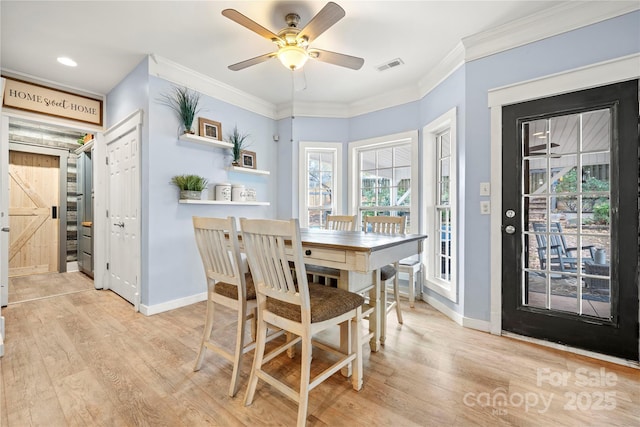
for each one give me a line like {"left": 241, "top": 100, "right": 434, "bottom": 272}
{"left": 0, "top": 1, "right": 626, "bottom": 109}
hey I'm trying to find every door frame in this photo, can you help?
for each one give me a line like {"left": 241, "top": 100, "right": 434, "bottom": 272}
{"left": 100, "top": 109, "right": 143, "bottom": 311}
{"left": 8, "top": 142, "right": 68, "bottom": 275}
{"left": 488, "top": 54, "right": 640, "bottom": 360}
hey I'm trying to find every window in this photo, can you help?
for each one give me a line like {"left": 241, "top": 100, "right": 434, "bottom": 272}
{"left": 298, "top": 142, "right": 342, "bottom": 228}
{"left": 348, "top": 131, "right": 418, "bottom": 232}
{"left": 422, "top": 108, "right": 457, "bottom": 301}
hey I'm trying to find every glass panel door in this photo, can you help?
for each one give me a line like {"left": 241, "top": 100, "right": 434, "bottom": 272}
{"left": 523, "top": 109, "right": 611, "bottom": 319}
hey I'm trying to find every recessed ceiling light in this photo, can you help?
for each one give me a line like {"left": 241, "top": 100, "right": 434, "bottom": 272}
{"left": 57, "top": 57, "right": 77, "bottom": 67}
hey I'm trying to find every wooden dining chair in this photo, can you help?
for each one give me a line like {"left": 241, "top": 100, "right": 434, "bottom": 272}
{"left": 192, "top": 216, "right": 281, "bottom": 397}
{"left": 307, "top": 215, "right": 358, "bottom": 285}
{"left": 363, "top": 215, "right": 405, "bottom": 324}
{"left": 326, "top": 214, "right": 357, "bottom": 231}
{"left": 240, "top": 218, "right": 364, "bottom": 427}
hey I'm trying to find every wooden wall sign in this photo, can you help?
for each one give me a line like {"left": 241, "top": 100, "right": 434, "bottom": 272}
{"left": 2, "top": 77, "right": 103, "bottom": 126}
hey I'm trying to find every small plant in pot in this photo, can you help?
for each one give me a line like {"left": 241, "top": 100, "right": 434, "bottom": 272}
{"left": 158, "top": 86, "right": 201, "bottom": 134}
{"left": 227, "top": 125, "right": 250, "bottom": 166}
{"left": 171, "top": 174, "right": 208, "bottom": 200}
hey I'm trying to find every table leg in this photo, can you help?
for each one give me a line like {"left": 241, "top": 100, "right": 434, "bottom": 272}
{"left": 369, "top": 270, "right": 381, "bottom": 352}
{"left": 339, "top": 270, "right": 353, "bottom": 376}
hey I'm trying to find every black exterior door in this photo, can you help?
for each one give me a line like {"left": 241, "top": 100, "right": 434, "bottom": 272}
{"left": 502, "top": 80, "right": 638, "bottom": 361}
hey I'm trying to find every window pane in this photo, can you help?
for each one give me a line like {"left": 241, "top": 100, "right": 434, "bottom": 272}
{"left": 361, "top": 151, "right": 375, "bottom": 171}
{"left": 440, "top": 131, "right": 450, "bottom": 157}
{"left": 377, "top": 148, "right": 393, "bottom": 169}
{"left": 394, "top": 145, "right": 412, "bottom": 167}
{"left": 581, "top": 109, "right": 610, "bottom": 152}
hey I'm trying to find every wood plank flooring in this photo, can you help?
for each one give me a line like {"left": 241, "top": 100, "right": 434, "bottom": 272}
{"left": 1, "top": 275, "right": 638, "bottom": 426}
{"left": 8, "top": 271, "right": 94, "bottom": 304}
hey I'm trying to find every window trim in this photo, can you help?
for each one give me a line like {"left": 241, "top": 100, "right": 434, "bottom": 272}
{"left": 298, "top": 141, "right": 343, "bottom": 228}
{"left": 348, "top": 130, "right": 419, "bottom": 233}
{"left": 422, "top": 107, "right": 458, "bottom": 302}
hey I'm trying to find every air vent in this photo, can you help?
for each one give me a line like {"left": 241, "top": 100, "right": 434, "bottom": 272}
{"left": 376, "top": 58, "right": 404, "bottom": 72}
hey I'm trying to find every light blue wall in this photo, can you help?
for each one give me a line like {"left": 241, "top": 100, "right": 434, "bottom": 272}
{"left": 276, "top": 116, "right": 349, "bottom": 218}
{"left": 145, "top": 76, "right": 277, "bottom": 306}
{"left": 105, "top": 57, "right": 152, "bottom": 304}
{"left": 104, "top": 11, "right": 639, "bottom": 316}
{"left": 461, "top": 10, "right": 640, "bottom": 321}
{"left": 349, "top": 101, "right": 420, "bottom": 142}
{"left": 417, "top": 66, "right": 467, "bottom": 314}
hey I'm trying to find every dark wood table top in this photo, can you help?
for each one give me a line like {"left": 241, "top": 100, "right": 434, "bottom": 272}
{"left": 299, "top": 228, "right": 427, "bottom": 252}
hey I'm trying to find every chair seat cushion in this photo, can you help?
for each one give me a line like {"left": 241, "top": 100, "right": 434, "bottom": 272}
{"left": 214, "top": 273, "right": 256, "bottom": 300}
{"left": 380, "top": 264, "right": 396, "bottom": 281}
{"left": 267, "top": 284, "right": 364, "bottom": 323}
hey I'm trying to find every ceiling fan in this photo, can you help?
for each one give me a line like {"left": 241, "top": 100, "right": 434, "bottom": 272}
{"left": 222, "top": 2, "right": 364, "bottom": 72}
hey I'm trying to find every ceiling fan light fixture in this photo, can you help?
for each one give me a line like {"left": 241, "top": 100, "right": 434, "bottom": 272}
{"left": 278, "top": 45, "right": 308, "bottom": 70}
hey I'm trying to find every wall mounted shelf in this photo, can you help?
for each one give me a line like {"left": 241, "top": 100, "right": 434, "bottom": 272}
{"left": 179, "top": 199, "right": 270, "bottom": 206}
{"left": 227, "top": 166, "right": 270, "bottom": 176}
{"left": 179, "top": 133, "right": 233, "bottom": 149}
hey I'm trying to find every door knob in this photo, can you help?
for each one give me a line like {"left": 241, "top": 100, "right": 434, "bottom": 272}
{"left": 113, "top": 222, "right": 125, "bottom": 228}
{"left": 1, "top": 227, "right": 9, "bottom": 232}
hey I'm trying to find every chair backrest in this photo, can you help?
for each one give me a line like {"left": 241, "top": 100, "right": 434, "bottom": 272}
{"left": 326, "top": 215, "right": 357, "bottom": 231}
{"left": 193, "top": 216, "right": 247, "bottom": 299}
{"left": 363, "top": 215, "right": 406, "bottom": 234}
{"left": 532, "top": 222, "right": 567, "bottom": 256}
{"left": 240, "top": 218, "right": 311, "bottom": 317}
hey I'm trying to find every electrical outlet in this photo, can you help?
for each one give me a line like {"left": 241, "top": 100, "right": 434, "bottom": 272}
{"left": 480, "top": 182, "right": 491, "bottom": 196}
{"left": 480, "top": 201, "right": 491, "bottom": 215}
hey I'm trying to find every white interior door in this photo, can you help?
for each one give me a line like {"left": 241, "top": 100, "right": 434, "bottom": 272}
{"left": 1, "top": 79, "right": 7, "bottom": 354}
{"left": 105, "top": 112, "right": 141, "bottom": 309}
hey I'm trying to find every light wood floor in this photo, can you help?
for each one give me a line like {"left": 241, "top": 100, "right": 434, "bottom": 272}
{"left": 1, "top": 275, "right": 638, "bottom": 426}
{"left": 8, "top": 271, "right": 94, "bottom": 304}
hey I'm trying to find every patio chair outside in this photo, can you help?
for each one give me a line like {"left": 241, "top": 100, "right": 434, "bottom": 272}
{"left": 532, "top": 222, "right": 596, "bottom": 272}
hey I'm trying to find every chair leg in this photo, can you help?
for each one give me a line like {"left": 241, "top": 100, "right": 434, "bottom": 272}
{"left": 393, "top": 263, "right": 403, "bottom": 324}
{"left": 351, "top": 306, "right": 363, "bottom": 391}
{"left": 228, "top": 302, "right": 247, "bottom": 397}
{"left": 194, "top": 289, "right": 215, "bottom": 371}
{"left": 408, "top": 267, "right": 415, "bottom": 308}
{"left": 244, "top": 314, "right": 268, "bottom": 407}
{"left": 297, "top": 334, "right": 313, "bottom": 427}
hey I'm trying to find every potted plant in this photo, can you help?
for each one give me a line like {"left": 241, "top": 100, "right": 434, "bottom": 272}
{"left": 227, "top": 125, "right": 250, "bottom": 166}
{"left": 171, "top": 174, "right": 208, "bottom": 200}
{"left": 158, "top": 86, "right": 201, "bottom": 134}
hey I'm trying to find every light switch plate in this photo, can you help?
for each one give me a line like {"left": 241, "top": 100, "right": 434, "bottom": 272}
{"left": 480, "top": 182, "right": 491, "bottom": 196}
{"left": 480, "top": 200, "right": 491, "bottom": 215}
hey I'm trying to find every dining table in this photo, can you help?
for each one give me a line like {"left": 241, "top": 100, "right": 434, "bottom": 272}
{"left": 297, "top": 228, "right": 428, "bottom": 352}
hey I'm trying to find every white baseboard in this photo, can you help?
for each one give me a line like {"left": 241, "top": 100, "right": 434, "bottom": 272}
{"left": 422, "top": 293, "right": 491, "bottom": 332}
{"left": 462, "top": 316, "right": 491, "bottom": 332}
{"left": 0, "top": 315, "right": 4, "bottom": 357}
{"left": 423, "top": 293, "right": 464, "bottom": 325}
{"left": 139, "top": 292, "right": 207, "bottom": 316}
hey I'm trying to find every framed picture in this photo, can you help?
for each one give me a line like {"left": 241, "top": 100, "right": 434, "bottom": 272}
{"left": 198, "top": 118, "right": 222, "bottom": 141}
{"left": 241, "top": 150, "right": 256, "bottom": 169}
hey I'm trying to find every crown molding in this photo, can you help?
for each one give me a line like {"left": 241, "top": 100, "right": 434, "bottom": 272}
{"left": 1, "top": 68, "right": 105, "bottom": 100}
{"left": 347, "top": 84, "right": 421, "bottom": 117}
{"left": 462, "top": 1, "right": 639, "bottom": 62}
{"left": 418, "top": 42, "right": 466, "bottom": 99}
{"left": 148, "top": 54, "right": 277, "bottom": 119}
{"left": 146, "top": 3, "right": 637, "bottom": 121}
{"left": 275, "top": 101, "right": 350, "bottom": 120}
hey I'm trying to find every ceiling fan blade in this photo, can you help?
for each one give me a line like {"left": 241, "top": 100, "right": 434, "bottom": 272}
{"left": 309, "top": 48, "right": 364, "bottom": 70}
{"left": 299, "top": 2, "right": 345, "bottom": 43}
{"left": 228, "top": 53, "right": 276, "bottom": 71}
{"left": 222, "top": 9, "right": 282, "bottom": 42}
